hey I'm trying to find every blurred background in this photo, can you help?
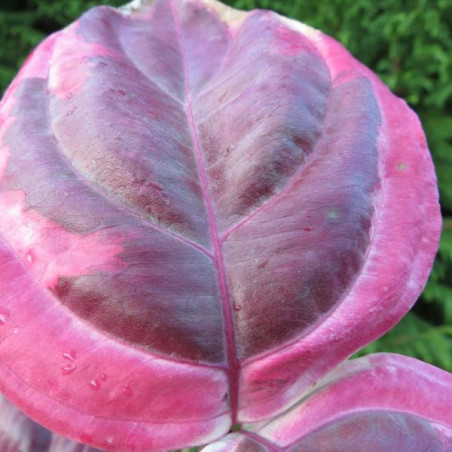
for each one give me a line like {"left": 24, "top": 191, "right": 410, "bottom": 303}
{"left": 0, "top": 0, "right": 451, "bottom": 374}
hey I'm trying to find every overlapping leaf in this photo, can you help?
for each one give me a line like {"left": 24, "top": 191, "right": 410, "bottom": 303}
{"left": 203, "top": 354, "right": 452, "bottom": 451}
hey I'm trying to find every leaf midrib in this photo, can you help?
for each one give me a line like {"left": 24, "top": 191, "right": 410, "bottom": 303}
{"left": 169, "top": 0, "right": 240, "bottom": 423}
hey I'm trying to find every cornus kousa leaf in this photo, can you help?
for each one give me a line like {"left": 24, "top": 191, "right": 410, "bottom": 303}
{"left": 202, "top": 354, "right": 452, "bottom": 452}
{"left": 0, "top": 0, "right": 441, "bottom": 450}
{"left": 0, "top": 394, "right": 102, "bottom": 452}
{"left": 0, "top": 393, "right": 51, "bottom": 452}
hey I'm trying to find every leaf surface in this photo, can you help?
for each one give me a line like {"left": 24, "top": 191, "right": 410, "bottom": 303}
{"left": 0, "top": 0, "right": 441, "bottom": 449}
{"left": 0, "top": 394, "right": 102, "bottom": 452}
{"left": 203, "top": 354, "right": 452, "bottom": 451}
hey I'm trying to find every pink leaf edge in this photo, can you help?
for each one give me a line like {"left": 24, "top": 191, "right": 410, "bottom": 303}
{"left": 203, "top": 354, "right": 452, "bottom": 451}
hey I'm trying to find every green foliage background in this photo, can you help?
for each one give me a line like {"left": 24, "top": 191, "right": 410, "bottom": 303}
{"left": 0, "top": 2, "right": 451, "bottom": 447}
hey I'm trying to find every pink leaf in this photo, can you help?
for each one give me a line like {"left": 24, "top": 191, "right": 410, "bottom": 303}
{"left": 0, "top": 0, "right": 441, "bottom": 449}
{"left": 203, "top": 354, "right": 452, "bottom": 451}
{"left": 0, "top": 394, "right": 101, "bottom": 451}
